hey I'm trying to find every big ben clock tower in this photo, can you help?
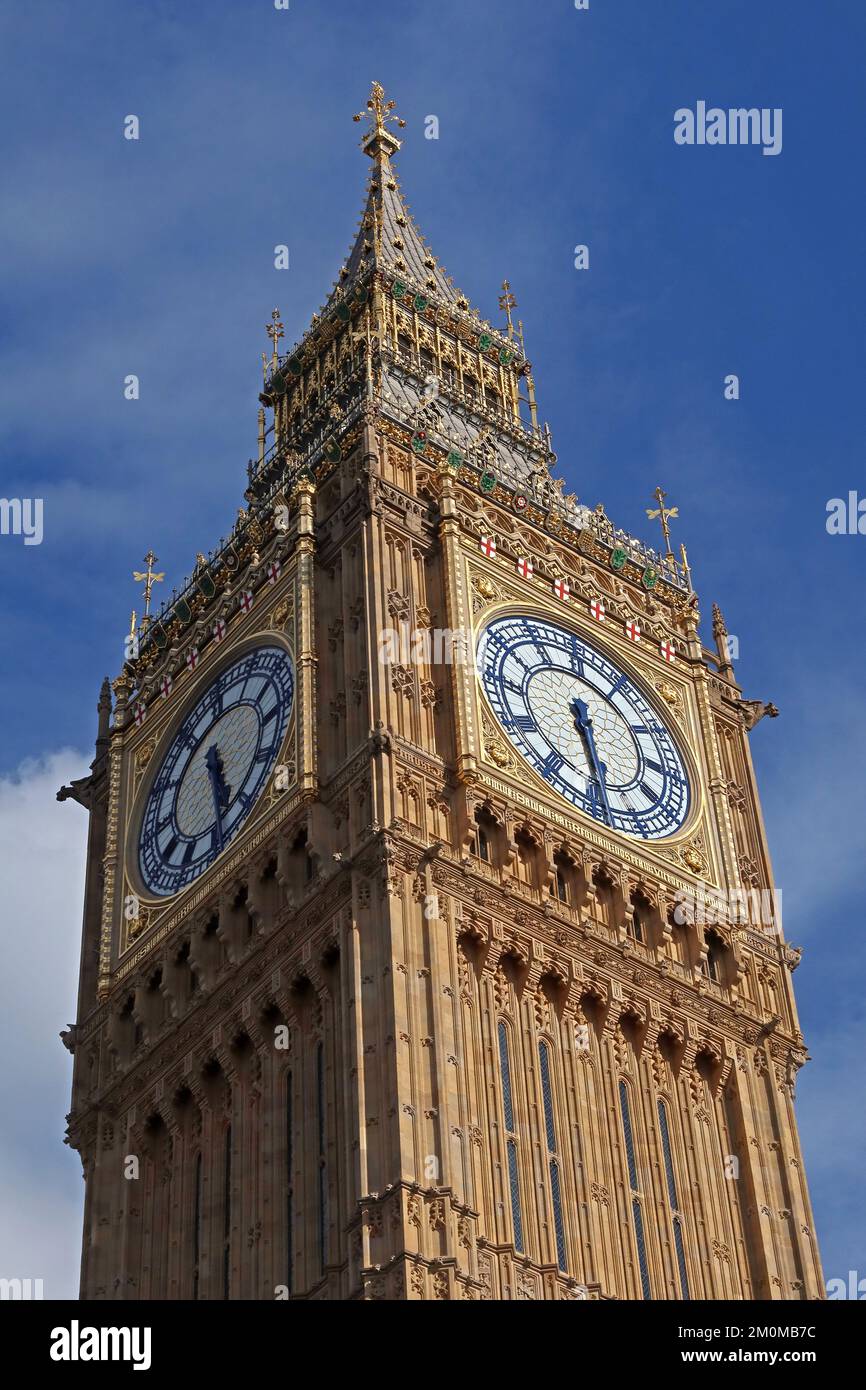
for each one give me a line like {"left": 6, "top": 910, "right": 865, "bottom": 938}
{"left": 61, "top": 83, "right": 823, "bottom": 1301}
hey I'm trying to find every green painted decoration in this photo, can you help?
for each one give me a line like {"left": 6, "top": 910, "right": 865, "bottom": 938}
{"left": 641, "top": 566, "right": 658, "bottom": 590}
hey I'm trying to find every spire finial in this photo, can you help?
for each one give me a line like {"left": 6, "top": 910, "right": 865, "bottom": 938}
{"left": 498, "top": 280, "right": 517, "bottom": 340}
{"left": 132, "top": 549, "right": 165, "bottom": 626}
{"left": 266, "top": 308, "right": 284, "bottom": 365}
{"left": 712, "top": 602, "right": 735, "bottom": 677}
{"left": 646, "top": 486, "right": 679, "bottom": 560}
{"left": 353, "top": 81, "right": 406, "bottom": 159}
{"left": 96, "top": 676, "right": 112, "bottom": 752}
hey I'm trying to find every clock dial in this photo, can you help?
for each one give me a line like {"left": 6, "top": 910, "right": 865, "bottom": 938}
{"left": 139, "top": 644, "right": 294, "bottom": 896}
{"left": 477, "top": 615, "right": 690, "bottom": 839}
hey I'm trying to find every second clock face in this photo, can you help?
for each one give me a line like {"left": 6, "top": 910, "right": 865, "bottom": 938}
{"left": 138, "top": 644, "right": 295, "bottom": 897}
{"left": 477, "top": 615, "right": 690, "bottom": 839}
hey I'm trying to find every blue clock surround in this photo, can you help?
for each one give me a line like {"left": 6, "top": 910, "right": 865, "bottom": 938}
{"left": 477, "top": 613, "right": 691, "bottom": 840}
{"left": 137, "top": 642, "right": 295, "bottom": 897}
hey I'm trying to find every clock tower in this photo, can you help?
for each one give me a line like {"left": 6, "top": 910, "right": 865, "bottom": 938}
{"left": 62, "top": 82, "right": 823, "bottom": 1301}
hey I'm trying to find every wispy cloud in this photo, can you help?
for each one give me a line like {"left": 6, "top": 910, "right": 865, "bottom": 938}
{"left": 0, "top": 751, "right": 88, "bottom": 1298}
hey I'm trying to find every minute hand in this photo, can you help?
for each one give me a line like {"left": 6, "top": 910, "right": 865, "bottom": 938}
{"left": 571, "top": 698, "right": 613, "bottom": 826}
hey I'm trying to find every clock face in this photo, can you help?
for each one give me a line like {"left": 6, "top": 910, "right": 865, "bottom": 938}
{"left": 138, "top": 644, "right": 295, "bottom": 897}
{"left": 477, "top": 615, "right": 690, "bottom": 839}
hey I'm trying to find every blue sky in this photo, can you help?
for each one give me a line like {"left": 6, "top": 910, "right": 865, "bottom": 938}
{"left": 0, "top": 0, "right": 863, "bottom": 1296}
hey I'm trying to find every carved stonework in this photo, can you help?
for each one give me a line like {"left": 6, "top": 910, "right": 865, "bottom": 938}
{"left": 65, "top": 88, "right": 821, "bottom": 1308}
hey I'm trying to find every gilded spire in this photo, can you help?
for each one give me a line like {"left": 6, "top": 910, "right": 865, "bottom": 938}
{"left": 646, "top": 486, "right": 679, "bottom": 559}
{"left": 498, "top": 280, "right": 517, "bottom": 340}
{"left": 353, "top": 81, "right": 406, "bottom": 160}
{"left": 132, "top": 549, "right": 165, "bottom": 627}
{"left": 266, "top": 308, "right": 284, "bottom": 364}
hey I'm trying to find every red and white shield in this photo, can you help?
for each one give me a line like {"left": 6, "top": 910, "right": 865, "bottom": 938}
{"left": 212, "top": 618, "right": 226, "bottom": 643}
{"left": 590, "top": 598, "right": 606, "bottom": 622}
{"left": 516, "top": 556, "right": 534, "bottom": 580}
{"left": 625, "top": 620, "right": 641, "bottom": 643}
{"left": 133, "top": 702, "right": 146, "bottom": 727}
{"left": 240, "top": 590, "right": 254, "bottom": 614}
{"left": 186, "top": 647, "right": 199, "bottom": 672}
{"left": 480, "top": 536, "right": 496, "bottom": 559}
{"left": 267, "top": 560, "right": 281, "bottom": 585}
{"left": 660, "top": 640, "right": 676, "bottom": 663}
{"left": 160, "top": 675, "right": 173, "bottom": 700}
{"left": 553, "top": 577, "right": 570, "bottom": 602}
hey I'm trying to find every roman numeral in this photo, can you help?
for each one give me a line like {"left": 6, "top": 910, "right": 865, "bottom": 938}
{"left": 541, "top": 751, "right": 564, "bottom": 778}
{"left": 512, "top": 715, "right": 536, "bottom": 731}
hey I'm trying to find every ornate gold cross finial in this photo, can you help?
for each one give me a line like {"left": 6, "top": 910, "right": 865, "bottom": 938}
{"left": 498, "top": 281, "right": 517, "bottom": 340}
{"left": 132, "top": 549, "right": 165, "bottom": 624}
{"left": 266, "top": 308, "right": 284, "bottom": 363}
{"left": 353, "top": 81, "right": 405, "bottom": 159}
{"left": 646, "top": 486, "right": 679, "bottom": 559}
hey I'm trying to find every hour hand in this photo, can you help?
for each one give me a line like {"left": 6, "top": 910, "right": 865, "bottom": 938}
{"left": 205, "top": 744, "right": 231, "bottom": 849}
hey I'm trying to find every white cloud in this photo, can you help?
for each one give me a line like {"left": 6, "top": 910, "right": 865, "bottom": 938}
{"left": 0, "top": 750, "right": 89, "bottom": 1299}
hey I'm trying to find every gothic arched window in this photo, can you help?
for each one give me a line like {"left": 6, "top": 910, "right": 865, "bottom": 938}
{"left": 514, "top": 827, "right": 543, "bottom": 891}
{"left": 223, "top": 1125, "right": 232, "bottom": 1300}
{"left": 192, "top": 1150, "right": 203, "bottom": 1301}
{"left": 629, "top": 904, "right": 645, "bottom": 943}
{"left": 316, "top": 1042, "right": 328, "bottom": 1274}
{"left": 704, "top": 930, "right": 726, "bottom": 984}
{"left": 473, "top": 807, "right": 497, "bottom": 865}
{"left": 497, "top": 1021, "right": 524, "bottom": 1254}
{"left": 658, "top": 1099, "right": 690, "bottom": 1299}
{"left": 593, "top": 872, "right": 617, "bottom": 930}
{"left": 619, "top": 1080, "right": 651, "bottom": 1299}
{"left": 551, "top": 850, "right": 575, "bottom": 905}
{"left": 539, "top": 1041, "right": 567, "bottom": 1272}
